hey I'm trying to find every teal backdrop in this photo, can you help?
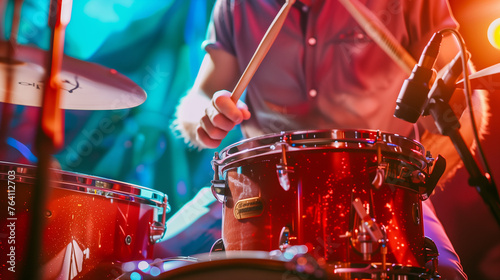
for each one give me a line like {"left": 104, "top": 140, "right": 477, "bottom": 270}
{"left": 1, "top": 0, "right": 243, "bottom": 216}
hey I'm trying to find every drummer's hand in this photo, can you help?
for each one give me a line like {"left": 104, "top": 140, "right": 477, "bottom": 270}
{"left": 196, "top": 90, "right": 251, "bottom": 148}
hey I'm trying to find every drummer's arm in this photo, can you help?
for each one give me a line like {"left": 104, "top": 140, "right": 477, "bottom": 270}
{"left": 174, "top": 48, "right": 248, "bottom": 149}
{"left": 418, "top": 35, "right": 489, "bottom": 183}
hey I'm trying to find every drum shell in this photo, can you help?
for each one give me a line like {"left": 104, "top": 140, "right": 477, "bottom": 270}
{"left": 0, "top": 162, "right": 167, "bottom": 280}
{"left": 216, "top": 130, "right": 428, "bottom": 268}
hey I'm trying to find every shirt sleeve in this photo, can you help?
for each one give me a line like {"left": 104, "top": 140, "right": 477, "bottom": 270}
{"left": 404, "top": 0, "right": 459, "bottom": 57}
{"left": 202, "top": 0, "right": 236, "bottom": 55}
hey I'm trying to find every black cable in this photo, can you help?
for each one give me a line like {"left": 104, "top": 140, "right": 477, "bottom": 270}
{"left": 439, "top": 28, "right": 496, "bottom": 188}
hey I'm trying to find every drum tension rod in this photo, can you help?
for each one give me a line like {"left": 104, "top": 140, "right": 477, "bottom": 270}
{"left": 276, "top": 140, "right": 294, "bottom": 191}
{"left": 372, "top": 135, "right": 388, "bottom": 190}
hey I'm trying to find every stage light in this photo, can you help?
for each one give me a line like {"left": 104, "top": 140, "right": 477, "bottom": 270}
{"left": 488, "top": 18, "right": 500, "bottom": 49}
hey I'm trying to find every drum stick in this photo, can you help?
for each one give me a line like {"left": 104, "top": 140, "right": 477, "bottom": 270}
{"left": 21, "top": 1, "right": 72, "bottom": 280}
{"left": 230, "top": 0, "right": 295, "bottom": 103}
{"left": 338, "top": 0, "right": 416, "bottom": 74}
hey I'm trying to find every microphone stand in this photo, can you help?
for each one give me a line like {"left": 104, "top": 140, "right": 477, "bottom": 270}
{"left": 425, "top": 80, "right": 500, "bottom": 226}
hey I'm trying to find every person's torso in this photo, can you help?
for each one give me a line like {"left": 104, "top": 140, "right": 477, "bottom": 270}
{"left": 220, "top": 0, "right": 435, "bottom": 138}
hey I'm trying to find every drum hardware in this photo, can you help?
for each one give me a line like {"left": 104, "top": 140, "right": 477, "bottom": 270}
{"left": 125, "top": 235, "right": 132, "bottom": 246}
{"left": 95, "top": 180, "right": 112, "bottom": 189}
{"left": 210, "top": 238, "right": 226, "bottom": 254}
{"left": 372, "top": 140, "right": 388, "bottom": 190}
{"left": 419, "top": 155, "right": 446, "bottom": 200}
{"left": 424, "top": 237, "right": 440, "bottom": 278}
{"left": 351, "top": 198, "right": 387, "bottom": 263}
{"left": 276, "top": 142, "right": 294, "bottom": 191}
{"left": 149, "top": 196, "right": 169, "bottom": 244}
{"left": 411, "top": 170, "right": 426, "bottom": 184}
{"left": 412, "top": 203, "right": 421, "bottom": 225}
{"left": 211, "top": 152, "right": 226, "bottom": 203}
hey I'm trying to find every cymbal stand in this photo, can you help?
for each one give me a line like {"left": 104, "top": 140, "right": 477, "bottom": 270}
{"left": 20, "top": 1, "right": 72, "bottom": 279}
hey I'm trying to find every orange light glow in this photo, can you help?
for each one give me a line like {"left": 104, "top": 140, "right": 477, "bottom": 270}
{"left": 488, "top": 18, "right": 500, "bottom": 49}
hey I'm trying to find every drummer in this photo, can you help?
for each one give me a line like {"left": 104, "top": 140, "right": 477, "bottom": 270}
{"left": 166, "top": 0, "right": 486, "bottom": 278}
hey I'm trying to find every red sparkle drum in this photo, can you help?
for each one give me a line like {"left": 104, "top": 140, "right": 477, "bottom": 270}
{"left": 0, "top": 161, "right": 168, "bottom": 280}
{"left": 212, "top": 129, "right": 434, "bottom": 270}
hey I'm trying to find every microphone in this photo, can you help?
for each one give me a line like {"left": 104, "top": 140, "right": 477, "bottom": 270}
{"left": 394, "top": 32, "right": 443, "bottom": 123}
{"left": 428, "top": 52, "right": 468, "bottom": 104}
{"left": 423, "top": 52, "right": 469, "bottom": 135}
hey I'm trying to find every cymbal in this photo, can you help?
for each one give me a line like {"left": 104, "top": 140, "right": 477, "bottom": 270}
{"left": 457, "top": 62, "right": 500, "bottom": 90}
{"left": 0, "top": 41, "right": 146, "bottom": 110}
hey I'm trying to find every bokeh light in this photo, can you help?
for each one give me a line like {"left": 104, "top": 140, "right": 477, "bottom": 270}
{"left": 138, "top": 261, "right": 150, "bottom": 272}
{"left": 130, "top": 272, "right": 142, "bottom": 280}
{"left": 488, "top": 18, "right": 500, "bottom": 49}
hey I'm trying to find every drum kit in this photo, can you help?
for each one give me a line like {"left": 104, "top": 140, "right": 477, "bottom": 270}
{"left": 1, "top": 0, "right": 500, "bottom": 280}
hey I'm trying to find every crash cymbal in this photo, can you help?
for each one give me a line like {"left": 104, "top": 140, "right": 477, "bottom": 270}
{"left": 0, "top": 41, "right": 146, "bottom": 110}
{"left": 457, "top": 62, "right": 500, "bottom": 90}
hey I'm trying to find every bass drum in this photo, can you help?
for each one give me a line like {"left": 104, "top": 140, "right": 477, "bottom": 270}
{"left": 0, "top": 161, "right": 169, "bottom": 280}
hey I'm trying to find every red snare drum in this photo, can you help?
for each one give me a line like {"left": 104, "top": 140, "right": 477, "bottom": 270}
{"left": 0, "top": 161, "right": 168, "bottom": 280}
{"left": 212, "top": 130, "right": 433, "bottom": 270}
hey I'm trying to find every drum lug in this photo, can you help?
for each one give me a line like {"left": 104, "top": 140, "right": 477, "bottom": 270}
{"left": 211, "top": 179, "right": 226, "bottom": 203}
{"left": 276, "top": 144, "right": 294, "bottom": 191}
{"left": 372, "top": 162, "right": 388, "bottom": 190}
{"left": 150, "top": 222, "right": 165, "bottom": 243}
{"left": 149, "top": 196, "right": 168, "bottom": 244}
{"left": 372, "top": 141, "right": 388, "bottom": 190}
{"left": 211, "top": 152, "right": 227, "bottom": 203}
